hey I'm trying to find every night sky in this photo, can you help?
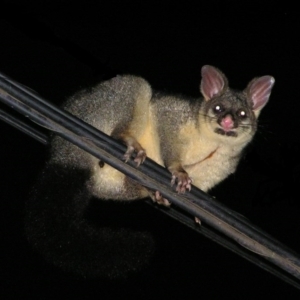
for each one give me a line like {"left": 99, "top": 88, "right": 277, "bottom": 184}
{"left": 1, "top": 1, "right": 300, "bottom": 298}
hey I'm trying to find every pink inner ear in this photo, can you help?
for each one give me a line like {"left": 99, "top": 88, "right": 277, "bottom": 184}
{"left": 201, "top": 65, "right": 225, "bottom": 100}
{"left": 250, "top": 76, "right": 275, "bottom": 111}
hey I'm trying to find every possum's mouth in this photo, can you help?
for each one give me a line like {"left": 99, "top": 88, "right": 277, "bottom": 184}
{"left": 214, "top": 128, "right": 237, "bottom": 137}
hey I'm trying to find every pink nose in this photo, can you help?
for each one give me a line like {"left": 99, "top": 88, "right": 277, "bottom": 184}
{"left": 221, "top": 115, "right": 234, "bottom": 131}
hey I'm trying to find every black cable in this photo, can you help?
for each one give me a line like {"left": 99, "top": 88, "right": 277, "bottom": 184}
{"left": 0, "top": 107, "right": 48, "bottom": 145}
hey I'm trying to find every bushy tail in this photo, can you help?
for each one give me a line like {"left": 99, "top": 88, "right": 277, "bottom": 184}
{"left": 25, "top": 163, "right": 155, "bottom": 279}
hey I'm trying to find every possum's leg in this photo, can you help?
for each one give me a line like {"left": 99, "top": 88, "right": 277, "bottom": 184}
{"left": 112, "top": 108, "right": 149, "bottom": 166}
{"left": 168, "top": 162, "right": 193, "bottom": 193}
{"left": 117, "top": 132, "right": 147, "bottom": 166}
{"left": 110, "top": 79, "right": 151, "bottom": 167}
{"left": 149, "top": 191, "right": 171, "bottom": 207}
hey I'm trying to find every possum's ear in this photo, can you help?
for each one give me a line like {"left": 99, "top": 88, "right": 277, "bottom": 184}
{"left": 246, "top": 75, "right": 275, "bottom": 111}
{"left": 200, "top": 65, "right": 228, "bottom": 101}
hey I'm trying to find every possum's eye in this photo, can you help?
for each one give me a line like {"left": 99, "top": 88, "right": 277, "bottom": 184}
{"left": 213, "top": 104, "right": 223, "bottom": 114}
{"left": 238, "top": 110, "right": 247, "bottom": 119}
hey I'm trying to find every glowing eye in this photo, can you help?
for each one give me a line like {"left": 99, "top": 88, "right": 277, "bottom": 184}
{"left": 213, "top": 105, "right": 222, "bottom": 113}
{"left": 239, "top": 110, "right": 247, "bottom": 118}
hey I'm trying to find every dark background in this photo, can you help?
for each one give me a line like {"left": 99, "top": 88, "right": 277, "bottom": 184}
{"left": 1, "top": 1, "right": 300, "bottom": 298}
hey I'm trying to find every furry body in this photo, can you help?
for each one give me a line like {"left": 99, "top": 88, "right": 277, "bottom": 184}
{"left": 51, "top": 66, "right": 274, "bottom": 199}
{"left": 26, "top": 65, "right": 274, "bottom": 278}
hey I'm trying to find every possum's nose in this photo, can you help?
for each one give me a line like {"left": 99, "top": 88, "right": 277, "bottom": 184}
{"left": 220, "top": 115, "right": 234, "bottom": 131}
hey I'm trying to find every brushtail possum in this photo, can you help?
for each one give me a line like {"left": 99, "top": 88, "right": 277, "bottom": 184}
{"left": 25, "top": 65, "right": 275, "bottom": 278}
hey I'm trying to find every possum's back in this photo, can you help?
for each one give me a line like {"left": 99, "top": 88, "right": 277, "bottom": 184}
{"left": 50, "top": 75, "right": 152, "bottom": 168}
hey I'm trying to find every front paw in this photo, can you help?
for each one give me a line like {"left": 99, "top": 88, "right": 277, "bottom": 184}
{"left": 171, "top": 171, "right": 192, "bottom": 193}
{"left": 124, "top": 146, "right": 146, "bottom": 167}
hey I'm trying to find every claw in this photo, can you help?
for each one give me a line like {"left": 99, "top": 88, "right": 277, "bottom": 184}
{"left": 171, "top": 172, "right": 193, "bottom": 193}
{"left": 123, "top": 146, "right": 147, "bottom": 167}
{"left": 134, "top": 150, "right": 147, "bottom": 167}
{"left": 151, "top": 191, "right": 171, "bottom": 207}
{"left": 195, "top": 217, "right": 201, "bottom": 225}
{"left": 123, "top": 145, "right": 135, "bottom": 163}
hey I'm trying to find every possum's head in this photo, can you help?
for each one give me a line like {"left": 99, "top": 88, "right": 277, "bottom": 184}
{"left": 199, "top": 65, "right": 275, "bottom": 143}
